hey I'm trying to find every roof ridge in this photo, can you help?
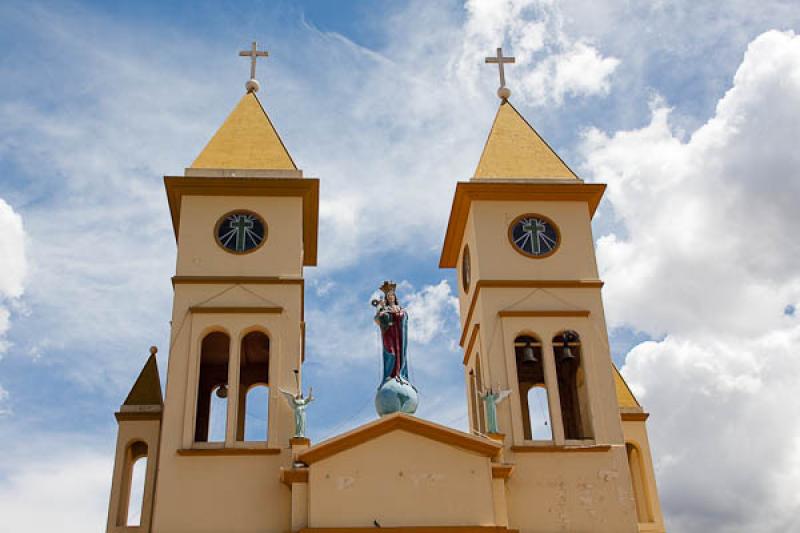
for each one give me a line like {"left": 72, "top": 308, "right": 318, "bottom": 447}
{"left": 298, "top": 413, "right": 500, "bottom": 464}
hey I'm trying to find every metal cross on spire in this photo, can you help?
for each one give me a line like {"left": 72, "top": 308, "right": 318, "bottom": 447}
{"left": 239, "top": 41, "right": 269, "bottom": 93}
{"left": 485, "top": 47, "right": 516, "bottom": 100}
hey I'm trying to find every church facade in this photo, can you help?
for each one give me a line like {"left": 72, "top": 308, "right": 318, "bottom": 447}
{"left": 105, "top": 48, "right": 665, "bottom": 533}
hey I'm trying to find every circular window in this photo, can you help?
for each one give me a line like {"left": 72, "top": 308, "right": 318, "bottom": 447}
{"left": 215, "top": 210, "right": 267, "bottom": 254}
{"left": 461, "top": 245, "right": 471, "bottom": 292}
{"left": 508, "top": 213, "right": 560, "bottom": 258}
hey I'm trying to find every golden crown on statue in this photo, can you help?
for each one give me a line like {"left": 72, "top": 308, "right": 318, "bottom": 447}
{"left": 371, "top": 280, "right": 397, "bottom": 307}
{"left": 379, "top": 280, "right": 396, "bottom": 295}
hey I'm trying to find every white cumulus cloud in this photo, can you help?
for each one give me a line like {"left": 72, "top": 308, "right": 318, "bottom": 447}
{"left": 0, "top": 447, "right": 111, "bottom": 533}
{"left": 405, "top": 280, "right": 460, "bottom": 344}
{"left": 581, "top": 30, "right": 800, "bottom": 532}
{"left": 0, "top": 197, "right": 26, "bottom": 355}
{"left": 457, "top": 0, "right": 620, "bottom": 105}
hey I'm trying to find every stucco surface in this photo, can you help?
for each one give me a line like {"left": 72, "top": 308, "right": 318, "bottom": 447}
{"left": 622, "top": 421, "right": 665, "bottom": 532}
{"left": 176, "top": 195, "right": 304, "bottom": 277}
{"left": 308, "top": 430, "right": 496, "bottom": 528}
{"left": 506, "top": 448, "right": 639, "bottom": 532}
{"left": 153, "top": 455, "right": 291, "bottom": 533}
{"left": 468, "top": 201, "right": 599, "bottom": 282}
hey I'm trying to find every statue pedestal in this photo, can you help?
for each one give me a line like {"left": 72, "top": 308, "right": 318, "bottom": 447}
{"left": 290, "top": 436, "right": 310, "bottom": 448}
{"left": 375, "top": 379, "right": 419, "bottom": 416}
{"left": 290, "top": 437, "right": 310, "bottom": 463}
{"left": 487, "top": 432, "right": 506, "bottom": 462}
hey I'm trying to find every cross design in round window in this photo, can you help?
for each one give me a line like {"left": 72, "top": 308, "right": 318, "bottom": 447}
{"left": 508, "top": 213, "right": 560, "bottom": 258}
{"left": 215, "top": 211, "right": 267, "bottom": 254}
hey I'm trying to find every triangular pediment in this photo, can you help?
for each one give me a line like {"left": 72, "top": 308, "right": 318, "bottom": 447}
{"left": 191, "top": 92, "right": 297, "bottom": 170}
{"left": 499, "top": 289, "right": 585, "bottom": 313}
{"left": 298, "top": 413, "right": 501, "bottom": 464}
{"left": 474, "top": 101, "right": 577, "bottom": 180}
{"left": 190, "top": 285, "right": 282, "bottom": 310}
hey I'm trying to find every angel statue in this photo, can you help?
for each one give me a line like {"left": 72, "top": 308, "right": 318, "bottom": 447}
{"left": 372, "top": 281, "right": 418, "bottom": 416}
{"left": 280, "top": 370, "right": 314, "bottom": 438}
{"left": 480, "top": 387, "right": 511, "bottom": 434}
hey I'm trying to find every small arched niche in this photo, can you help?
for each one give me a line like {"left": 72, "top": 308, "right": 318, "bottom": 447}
{"left": 195, "top": 331, "right": 230, "bottom": 442}
{"left": 236, "top": 331, "right": 270, "bottom": 441}
{"left": 514, "top": 334, "right": 551, "bottom": 441}
{"left": 626, "top": 442, "right": 654, "bottom": 523}
{"left": 553, "top": 330, "right": 592, "bottom": 440}
{"left": 117, "top": 441, "right": 148, "bottom": 527}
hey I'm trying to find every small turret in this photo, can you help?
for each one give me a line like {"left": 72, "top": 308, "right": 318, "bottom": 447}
{"left": 106, "top": 347, "right": 163, "bottom": 533}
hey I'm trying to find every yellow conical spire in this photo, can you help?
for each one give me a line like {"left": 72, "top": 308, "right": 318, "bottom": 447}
{"left": 474, "top": 100, "right": 577, "bottom": 180}
{"left": 191, "top": 92, "right": 296, "bottom": 170}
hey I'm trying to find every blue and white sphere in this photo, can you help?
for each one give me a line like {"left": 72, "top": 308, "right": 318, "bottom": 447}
{"left": 375, "top": 379, "right": 419, "bottom": 416}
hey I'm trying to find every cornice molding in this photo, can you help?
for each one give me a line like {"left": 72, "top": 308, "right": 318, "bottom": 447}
{"left": 189, "top": 306, "right": 283, "bottom": 314}
{"left": 298, "top": 413, "right": 501, "bottom": 465}
{"left": 440, "top": 181, "right": 606, "bottom": 267}
{"left": 177, "top": 447, "right": 282, "bottom": 456}
{"left": 498, "top": 310, "right": 590, "bottom": 318}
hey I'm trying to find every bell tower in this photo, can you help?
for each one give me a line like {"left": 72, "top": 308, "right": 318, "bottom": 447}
{"left": 107, "top": 43, "right": 319, "bottom": 533}
{"left": 439, "top": 49, "right": 664, "bottom": 532}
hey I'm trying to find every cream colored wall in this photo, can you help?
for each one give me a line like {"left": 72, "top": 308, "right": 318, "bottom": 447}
{"left": 622, "top": 420, "right": 666, "bottom": 533}
{"left": 290, "top": 478, "right": 309, "bottom": 532}
{"left": 506, "top": 447, "right": 639, "bottom": 533}
{"left": 477, "top": 304, "right": 623, "bottom": 447}
{"left": 152, "top": 287, "right": 301, "bottom": 532}
{"left": 457, "top": 197, "right": 620, "bottom": 445}
{"left": 470, "top": 201, "right": 600, "bottom": 282}
{"left": 455, "top": 197, "right": 640, "bottom": 532}
{"left": 152, "top": 455, "right": 291, "bottom": 533}
{"left": 470, "top": 311, "right": 638, "bottom": 533}
{"left": 307, "top": 431, "right": 496, "bottom": 528}
{"left": 106, "top": 418, "right": 160, "bottom": 533}
{"left": 161, "top": 283, "right": 303, "bottom": 450}
{"left": 176, "top": 195, "right": 304, "bottom": 277}
{"left": 152, "top": 190, "right": 306, "bottom": 532}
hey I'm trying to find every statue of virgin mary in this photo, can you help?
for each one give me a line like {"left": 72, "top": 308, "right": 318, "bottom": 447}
{"left": 372, "top": 281, "right": 418, "bottom": 416}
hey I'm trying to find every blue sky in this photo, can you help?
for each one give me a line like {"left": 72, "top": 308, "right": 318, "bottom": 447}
{"left": 1, "top": 1, "right": 800, "bottom": 531}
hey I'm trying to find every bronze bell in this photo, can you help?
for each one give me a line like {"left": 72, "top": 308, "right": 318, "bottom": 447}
{"left": 521, "top": 343, "right": 538, "bottom": 364}
{"left": 558, "top": 344, "right": 576, "bottom": 363}
{"left": 216, "top": 384, "right": 228, "bottom": 399}
{"left": 558, "top": 331, "right": 578, "bottom": 363}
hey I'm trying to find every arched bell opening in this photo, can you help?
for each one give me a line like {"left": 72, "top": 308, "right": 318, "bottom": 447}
{"left": 236, "top": 331, "right": 270, "bottom": 441}
{"left": 552, "top": 330, "right": 592, "bottom": 440}
{"left": 195, "top": 331, "right": 230, "bottom": 442}
{"left": 514, "top": 334, "right": 550, "bottom": 441}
